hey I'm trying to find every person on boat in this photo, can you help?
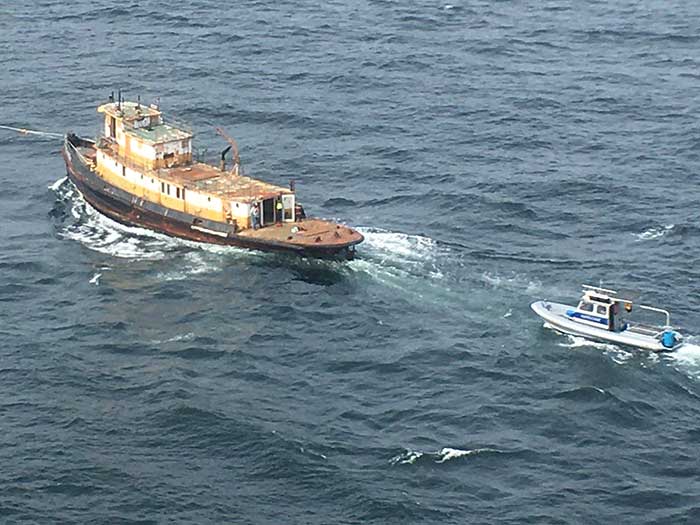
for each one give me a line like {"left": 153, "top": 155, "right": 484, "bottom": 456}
{"left": 608, "top": 302, "right": 617, "bottom": 331}
{"left": 250, "top": 203, "right": 260, "bottom": 230}
{"left": 295, "top": 203, "right": 306, "bottom": 221}
{"left": 276, "top": 197, "right": 283, "bottom": 223}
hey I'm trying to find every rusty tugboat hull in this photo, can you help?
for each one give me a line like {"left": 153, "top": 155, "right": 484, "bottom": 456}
{"left": 61, "top": 99, "right": 363, "bottom": 259}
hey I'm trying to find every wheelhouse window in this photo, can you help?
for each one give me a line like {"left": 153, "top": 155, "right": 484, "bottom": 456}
{"left": 579, "top": 302, "right": 594, "bottom": 312}
{"left": 596, "top": 305, "right": 607, "bottom": 315}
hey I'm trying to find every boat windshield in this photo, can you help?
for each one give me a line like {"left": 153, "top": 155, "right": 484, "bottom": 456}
{"left": 578, "top": 302, "right": 594, "bottom": 312}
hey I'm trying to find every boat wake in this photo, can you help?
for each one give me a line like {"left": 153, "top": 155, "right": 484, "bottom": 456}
{"left": 347, "top": 227, "right": 459, "bottom": 302}
{"left": 51, "top": 179, "right": 450, "bottom": 286}
{"left": 482, "top": 271, "right": 543, "bottom": 295}
{"left": 352, "top": 227, "right": 443, "bottom": 277}
{"left": 545, "top": 323, "right": 634, "bottom": 364}
{"left": 52, "top": 178, "right": 181, "bottom": 260}
{"left": 668, "top": 341, "right": 700, "bottom": 380}
{"left": 550, "top": 323, "right": 700, "bottom": 374}
{"left": 51, "top": 177, "right": 254, "bottom": 267}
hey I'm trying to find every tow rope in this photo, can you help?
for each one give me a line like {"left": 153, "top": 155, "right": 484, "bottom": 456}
{"left": 0, "top": 124, "right": 64, "bottom": 139}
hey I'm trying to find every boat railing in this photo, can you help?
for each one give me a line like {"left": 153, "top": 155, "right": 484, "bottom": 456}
{"left": 637, "top": 304, "right": 672, "bottom": 328}
{"left": 582, "top": 284, "right": 618, "bottom": 295}
{"left": 162, "top": 115, "right": 193, "bottom": 134}
{"left": 65, "top": 137, "right": 92, "bottom": 165}
{"left": 121, "top": 113, "right": 192, "bottom": 131}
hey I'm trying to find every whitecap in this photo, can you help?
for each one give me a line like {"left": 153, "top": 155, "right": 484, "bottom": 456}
{"left": 436, "top": 447, "right": 494, "bottom": 463}
{"left": 149, "top": 332, "right": 195, "bottom": 344}
{"left": 390, "top": 450, "right": 423, "bottom": 465}
{"left": 635, "top": 224, "right": 674, "bottom": 241}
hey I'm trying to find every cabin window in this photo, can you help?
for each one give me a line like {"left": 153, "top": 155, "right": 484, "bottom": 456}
{"left": 166, "top": 184, "right": 171, "bottom": 195}
{"left": 596, "top": 305, "right": 607, "bottom": 315}
{"left": 207, "top": 197, "right": 211, "bottom": 202}
{"left": 122, "top": 166, "right": 126, "bottom": 177}
{"left": 176, "top": 187, "right": 180, "bottom": 199}
{"left": 579, "top": 303, "right": 593, "bottom": 312}
{"left": 161, "top": 182, "right": 165, "bottom": 193}
{"left": 182, "top": 188, "right": 186, "bottom": 200}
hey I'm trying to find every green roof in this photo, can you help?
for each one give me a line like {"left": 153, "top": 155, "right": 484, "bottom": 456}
{"left": 127, "top": 123, "right": 191, "bottom": 144}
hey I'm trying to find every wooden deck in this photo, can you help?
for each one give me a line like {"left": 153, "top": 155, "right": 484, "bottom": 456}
{"left": 162, "top": 163, "right": 291, "bottom": 202}
{"left": 238, "top": 218, "right": 363, "bottom": 248}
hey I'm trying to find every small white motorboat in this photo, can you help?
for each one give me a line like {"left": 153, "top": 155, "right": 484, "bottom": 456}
{"left": 531, "top": 284, "right": 683, "bottom": 352}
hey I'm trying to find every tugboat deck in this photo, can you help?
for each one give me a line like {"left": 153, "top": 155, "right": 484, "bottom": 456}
{"left": 165, "top": 163, "right": 290, "bottom": 202}
{"left": 239, "top": 219, "right": 362, "bottom": 248}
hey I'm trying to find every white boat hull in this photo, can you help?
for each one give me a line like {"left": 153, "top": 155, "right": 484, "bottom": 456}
{"left": 531, "top": 301, "right": 682, "bottom": 352}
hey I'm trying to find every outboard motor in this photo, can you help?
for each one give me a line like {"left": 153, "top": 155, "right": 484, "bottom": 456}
{"left": 661, "top": 330, "right": 676, "bottom": 349}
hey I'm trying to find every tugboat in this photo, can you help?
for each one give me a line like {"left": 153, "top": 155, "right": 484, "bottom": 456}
{"left": 61, "top": 93, "right": 364, "bottom": 259}
{"left": 531, "top": 284, "right": 683, "bottom": 352}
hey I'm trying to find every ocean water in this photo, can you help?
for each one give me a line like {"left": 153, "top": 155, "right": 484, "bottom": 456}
{"left": 1, "top": 1, "right": 700, "bottom": 523}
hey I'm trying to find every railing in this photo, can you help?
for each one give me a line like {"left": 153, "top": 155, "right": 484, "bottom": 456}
{"left": 582, "top": 284, "right": 618, "bottom": 295}
{"left": 121, "top": 113, "right": 193, "bottom": 136}
{"left": 163, "top": 115, "right": 193, "bottom": 134}
{"left": 637, "top": 305, "right": 672, "bottom": 328}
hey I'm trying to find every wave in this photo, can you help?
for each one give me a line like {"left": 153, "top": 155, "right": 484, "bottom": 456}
{"left": 390, "top": 446, "right": 504, "bottom": 466}
{"left": 635, "top": 224, "right": 675, "bottom": 241}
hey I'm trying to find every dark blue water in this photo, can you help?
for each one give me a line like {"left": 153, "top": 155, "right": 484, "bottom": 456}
{"left": 2, "top": 1, "right": 700, "bottom": 523}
